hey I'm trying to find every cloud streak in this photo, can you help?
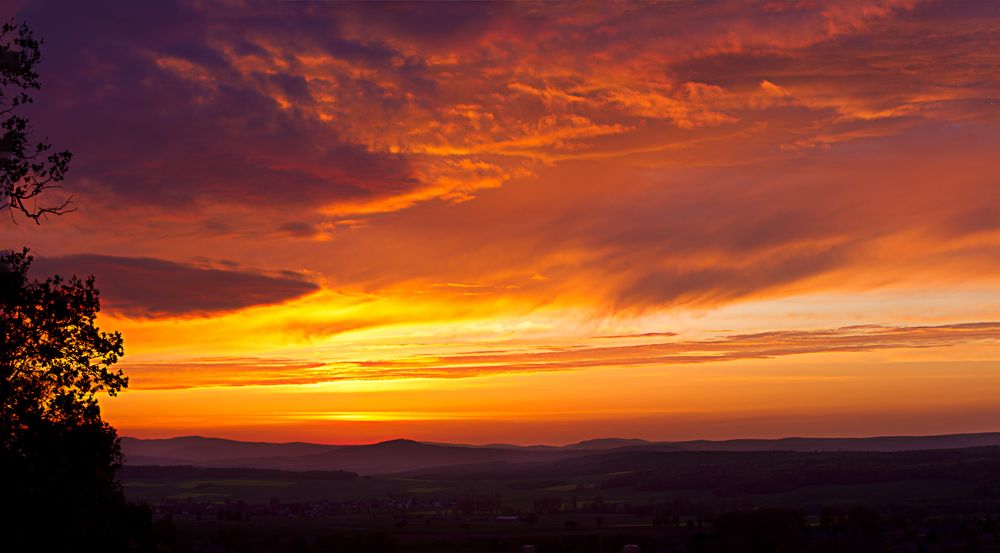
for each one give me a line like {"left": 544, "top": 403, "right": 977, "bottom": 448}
{"left": 32, "top": 254, "right": 318, "bottom": 317}
{"left": 122, "top": 322, "right": 1000, "bottom": 389}
{"left": 7, "top": 1, "right": 1000, "bottom": 440}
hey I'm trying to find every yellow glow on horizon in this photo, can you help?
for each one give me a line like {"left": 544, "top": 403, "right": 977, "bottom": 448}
{"left": 14, "top": 0, "right": 999, "bottom": 444}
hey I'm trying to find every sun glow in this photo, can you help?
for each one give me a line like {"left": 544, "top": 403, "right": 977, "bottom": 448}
{"left": 8, "top": 0, "right": 998, "bottom": 444}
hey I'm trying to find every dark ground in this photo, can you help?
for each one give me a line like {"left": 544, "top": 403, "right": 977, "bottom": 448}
{"left": 121, "top": 446, "right": 1000, "bottom": 552}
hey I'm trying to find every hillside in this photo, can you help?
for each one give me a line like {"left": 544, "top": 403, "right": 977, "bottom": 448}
{"left": 120, "top": 435, "right": 339, "bottom": 465}
{"left": 121, "top": 432, "right": 1000, "bottom": 474}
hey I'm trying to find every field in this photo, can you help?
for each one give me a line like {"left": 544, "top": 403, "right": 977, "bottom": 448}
{"left": 120, "top": 450, "right": 1000, "bottom": 552}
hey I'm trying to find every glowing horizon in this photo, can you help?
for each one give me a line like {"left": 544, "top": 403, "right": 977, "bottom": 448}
{"left": 6, "top": 0, "right": 1000, "bottom": 444}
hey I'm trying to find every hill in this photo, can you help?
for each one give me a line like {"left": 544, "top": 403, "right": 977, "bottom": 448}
{"left": 667, "top": 432, "right": 1000, "bottom": 452}
{"left": 120, "top": 435, "right": 338, "bottom": 465}
{"left": 121, "top": 432, "right": 1000, "bottom": 474}
{"left": 200, "top": 439, "right": 585, "bottom": 474}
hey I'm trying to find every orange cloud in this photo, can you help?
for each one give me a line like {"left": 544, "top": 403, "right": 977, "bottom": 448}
{"left": 120, "top": 322, "right": 1000, "bottom": 389}
{"left": 12, "top": 0, "right": 1000, "bottom": 441}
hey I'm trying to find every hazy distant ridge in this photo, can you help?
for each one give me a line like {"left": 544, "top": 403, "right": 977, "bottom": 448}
{"left": 122, "top": 432, "right": 1000, "bottom": 475}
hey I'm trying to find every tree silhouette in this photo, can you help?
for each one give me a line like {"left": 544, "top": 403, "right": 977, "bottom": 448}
{"left": 0, "top": 19, "right": 150, "bottom": 551}
{"left": 1, "top": 249, "right": 149, "bottom": 551}
{"left": 1, "top": 20, "right": 73, "bottom": 222}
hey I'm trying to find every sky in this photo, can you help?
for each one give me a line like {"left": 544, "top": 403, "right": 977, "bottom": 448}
{"left": 4, "top": 0, "right": 999, "bottom": 445}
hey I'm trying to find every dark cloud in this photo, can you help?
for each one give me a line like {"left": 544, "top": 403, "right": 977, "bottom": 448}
{"left": 15, "top": 0, "right": 421, "bottom": 216}
{"left": 8, "top": 0, "right": 999, "bottom": 313}
{"left": 31, "top": 254, "right": 319, "bottom": 317}
{"left": 9, "top": 0, "right": 937, "bottom": 225}
{"left": 12, "top": 0, "right": 993, "bottom": 229}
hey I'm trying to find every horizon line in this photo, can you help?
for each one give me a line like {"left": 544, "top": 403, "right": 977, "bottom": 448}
{"left": 120, "top": 429, "right": 1000, "bottom": 449}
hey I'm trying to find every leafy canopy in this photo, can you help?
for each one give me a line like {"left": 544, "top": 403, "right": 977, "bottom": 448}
{"left": 0, "top": 249, "right": 144, "bottom": 551}
{"left": 1, "top": 248, "right": 126, "bottom": 437}
{"left": 0, "top": 21, "right": 151, "bottom": 551}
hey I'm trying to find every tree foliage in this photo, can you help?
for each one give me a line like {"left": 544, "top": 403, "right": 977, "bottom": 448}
{"left": 0, "top": 19, "right": 150, "bottom": 550}
{"left": 1, "top": 20, "right": 73, "bottom": 222}
{"left": 0, "top": 249, "right": 126, "bottom": 428}
{"left": 1, "top": 249, "right": 148, "bottom": 551}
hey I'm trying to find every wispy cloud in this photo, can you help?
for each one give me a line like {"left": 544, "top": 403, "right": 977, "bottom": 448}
{"left": 122, "top": 322, "right": 1000, "bottom": 389}
{"left": 10, "top": 1, "right": 1000, "bottom": 439}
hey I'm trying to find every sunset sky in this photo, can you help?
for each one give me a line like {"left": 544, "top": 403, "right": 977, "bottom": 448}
{"left": 5, "top": 0, "right": 999, "bottom": 445}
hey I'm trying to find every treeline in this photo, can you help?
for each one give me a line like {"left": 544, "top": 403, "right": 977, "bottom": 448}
{"left": 596, "top": 447, "right": 1000, "bottom": 495}
{"left": 414, "top": 446, "right": 1000, "bottom": 496}
{"left": 120, "top": 465, "right": 359, "bottom": 481}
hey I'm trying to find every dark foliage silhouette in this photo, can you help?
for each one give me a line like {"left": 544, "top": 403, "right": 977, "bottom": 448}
{"left": 0, "top": 249, "right": 150, "bottom": 551}
{"left": 0, "top": 20, "right": 73, "bottom": 222}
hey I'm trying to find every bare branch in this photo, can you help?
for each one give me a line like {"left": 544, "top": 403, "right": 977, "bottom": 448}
{"left": 0, "top": 20, "right": 73, "bottom": 223}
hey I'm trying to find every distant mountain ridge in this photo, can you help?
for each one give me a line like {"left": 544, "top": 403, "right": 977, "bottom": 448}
{"left": 666, "top": 433, "right": 1000, "bottom": 452}
{"left": 121, "top": 435, "right": 337, "bottom": 465}
{"left": 566, "top": 437, "right": 656, "bottom": 450}
{"left": 122, "top": 432, "right": 1000, "bottom": 475}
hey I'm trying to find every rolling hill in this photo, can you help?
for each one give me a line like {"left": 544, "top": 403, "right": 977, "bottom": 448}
{"left": 121, "top": 432, "right": 1000, "bottom": 474}
{"left": 120, "top": 435, "right": 339, "bottom": 465}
